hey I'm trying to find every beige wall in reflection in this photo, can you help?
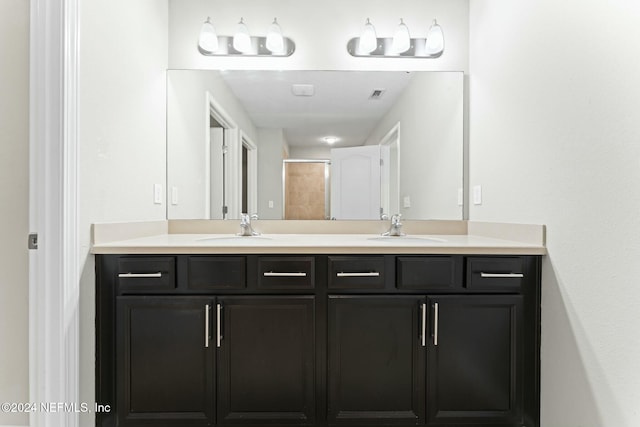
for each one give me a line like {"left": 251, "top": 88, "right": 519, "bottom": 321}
{"left": 284, "top": 163, "right": 326, "bottom": 220}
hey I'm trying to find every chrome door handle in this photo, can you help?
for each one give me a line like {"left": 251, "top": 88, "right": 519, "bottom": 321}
{"left": 118, "top": 272, "right": 162, "bottom": 278}
{"left": 216, "top": 304, "right": 222, "bottom": 348}
{"left": 480, "top": 272, "right": 524, "bottom": 278}
{"left": 421, "top": 303, "right": 426, "bottom": 347}
{"left": 204, "top": 304, "right": 210, "bottom": 348}
{"left": 433, "top": 302, "right": 439, "bottom": 346}
{"left": 336, "top": 272, "right": 380, "bottom": 277}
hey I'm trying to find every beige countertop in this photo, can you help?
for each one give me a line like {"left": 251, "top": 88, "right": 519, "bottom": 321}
{"left": 91, "top": 220, "right": 546, "bottom": 255}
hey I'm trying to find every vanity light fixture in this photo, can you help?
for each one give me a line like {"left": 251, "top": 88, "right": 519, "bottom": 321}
{"left": 347, "top": 17, "right": 445, "bottom": 58}
{"left": 233, "top": 18, "right": 252, "bottom": 53}
{"left": 358, "top": 18, "right": 378, "bottom": 54}
{"left": 197, "top": 17, "right": 295, "bottom": 57}
{"left": 266, "top": 18, "right": 285, "bottom": 54}
{"left": 425, "top": 19, "right": 444, "bottom": 55}
{"left": 392, "top": 19, "right": 411, "bottom": 54}
{"left": 198, "top": 17, "right": 219, "bottom": 54}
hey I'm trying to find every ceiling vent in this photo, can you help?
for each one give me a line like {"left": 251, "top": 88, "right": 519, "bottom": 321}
{"left": 291, "top": 84, "right": 315, "bottom": 97}
{"left": 369, "top": 89, "right": 386, "bottom": 100}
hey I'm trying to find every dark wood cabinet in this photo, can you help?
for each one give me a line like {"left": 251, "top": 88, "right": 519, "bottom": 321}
{"left": 425, "top": 295, "right": 523, "bottom": 426}
{"left": 116, "top": 296, "right": 215, "bottom": 426}
{"left": 328, "top": 296, "right": 425, "bottom": 425}
{"left": 216, "top": 296, "right": 316, "bottom": 425}
{"left": 97, "top": 254, "right": 541, "bottom": 427}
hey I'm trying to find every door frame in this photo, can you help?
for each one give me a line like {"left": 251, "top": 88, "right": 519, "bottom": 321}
{"left": 30, "top": 0, "right": 80, "bottom": 427}
{"left": 240, "top": 130, "right": 258, "bottom": 217}
{"left": 205, "top": 91, "right": 239, "bottom": 219}
{"left": 379, "top": 122, "right": 401, "bottom": 218}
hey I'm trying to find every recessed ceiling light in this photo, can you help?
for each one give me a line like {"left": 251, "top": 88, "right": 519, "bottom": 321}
{"left": 324, "top": 136, "right": 339, "bottom": 144}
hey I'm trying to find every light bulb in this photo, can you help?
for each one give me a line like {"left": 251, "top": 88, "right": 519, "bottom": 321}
{"left": 359, "top": 18, "right": 377, "bottom": 54}
{"left": 425, "top": 19, "right": 444, "bottom": 55}
{"left": 392, "top": 19, "right": 411, "bottom": 54}
{"left": 198, "top": 17, "right": 219, "bottom": 53}
{"left": 233, "top": 18, "right": 252, "bottom": 53}
{"left": 266, "top": 18, "right": 285, "bottom": 54}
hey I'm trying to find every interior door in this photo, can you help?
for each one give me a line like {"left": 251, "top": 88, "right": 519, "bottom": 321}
{"left": 209, "top": 127, "right": 225, "bottom": 219}
{"left": 330, "top": 145, "right": 381, "bottom": 219}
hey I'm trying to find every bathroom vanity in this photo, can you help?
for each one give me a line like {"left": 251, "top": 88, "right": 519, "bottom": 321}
{"left": 93, "top": 221, "right": 544, "bottom": 427}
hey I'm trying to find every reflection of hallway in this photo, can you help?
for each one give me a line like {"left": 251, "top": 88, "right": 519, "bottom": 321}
{"left": 284, "top": 162, "right": 326, "bottom": 220}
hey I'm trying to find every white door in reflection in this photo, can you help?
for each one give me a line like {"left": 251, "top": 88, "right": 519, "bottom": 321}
{"left": 330, "top": 146, "right": 381, "bottom": 220}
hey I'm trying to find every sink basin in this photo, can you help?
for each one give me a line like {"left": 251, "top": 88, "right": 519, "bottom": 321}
{"left": 367, "top": 235, "right": 446, "bottom": 243}
{"left": 196, "top": 235, "right": 272, "bottom": 242}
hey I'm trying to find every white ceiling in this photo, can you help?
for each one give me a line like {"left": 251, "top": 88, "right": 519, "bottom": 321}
{"left": 219, "top": 70, "right": 414, "bottom": 148}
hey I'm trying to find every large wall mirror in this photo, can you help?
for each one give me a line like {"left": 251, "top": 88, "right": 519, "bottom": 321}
{"left": 167, "top": 70, "right": 463, "bottom": 220}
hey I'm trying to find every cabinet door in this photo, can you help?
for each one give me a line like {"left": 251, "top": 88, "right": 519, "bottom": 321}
{"left": 426, "top": 295, "right": 523, "bottom": 425}
{"left": 328, "top": 296, "right": 425, "bottom": 425}
{"left": 116, "top": 296, "right": 215, "bottom": 426}
{"left": 217, "top": 296, "right": 315, "bottom": 425}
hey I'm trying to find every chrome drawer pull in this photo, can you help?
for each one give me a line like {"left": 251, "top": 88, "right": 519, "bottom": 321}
{"left": 118, "top": 272, "right": 162, "bottom": 278}
{"left": 336, "top": 272, "right": 380, "bottom": 277}
{"left": 263, "top": 272, "right": 307, "bottom": 277}
{"left": 480, "top": 272, "right": 524, "bottom": 278}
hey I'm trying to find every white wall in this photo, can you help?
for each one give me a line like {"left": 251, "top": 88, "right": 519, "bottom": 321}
{"left": 257, "top": 129, "right": 287, "bottom": 219}
{"left": 0, "top": 1, "right": 29, "bottom": 425}
{"left": 167, "top": 70, "right": 258, "bottom": 219}
{"left": 168, "top": 0, "right": 469, "bottom": 72}
{"left": 367, "top": 72, "right": 463, "bottom": 219}
{"left": 469, "top": 1, "right": 640, "bottom": 426}
{"left": 78, "top": 1, "right": 169, "bottom": 425}
{"left": 289, "top": 146, "right": 331, "bottom": 160}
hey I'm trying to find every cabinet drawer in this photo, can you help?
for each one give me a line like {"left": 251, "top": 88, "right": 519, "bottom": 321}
{"left": 258, "top": 256, "right": 315, "bottom": 289}
{"left": 188, "top": 256, "right": 246, "bottom": 290}
{"left": 328, "top": 256, "right": 385, "bottom": 289}
{"left": 466, "top": 257, "right": 524, "bottom": 291}
{"left": 396, "top": 256, "right": 462, "bottom": 290}
{"left": 117, "top": 257, "right": 176, "bottom": 291}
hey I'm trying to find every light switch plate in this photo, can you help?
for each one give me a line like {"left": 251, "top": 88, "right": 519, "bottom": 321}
{"left": 403, "top": 196, "right": 411, "bottom": 208}
{"left": 171, "top": 186, "right": 179, "bottom": 205}
{"left": 154, "top": 184, "right": 162, "bottom": 204}
{"left": 473, "top": 185, "right": 482, "bottom": 205}
{"left": 268, "top": 200, "right": 274, "bottom": 209}
{"left": 457, "top": 188, "right": 463, "bottom": 206}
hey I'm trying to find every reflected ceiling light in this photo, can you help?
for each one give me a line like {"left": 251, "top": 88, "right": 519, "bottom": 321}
{"left": 324, "top": 136, "right": 339, "bottom": 145}
{"left": 359, "top": 18, "right": 378, "bottom": 54}
{"left": 198, "top": 17, "right": 219, "bottom": 53}
{"left": 233, "top": 17, "right": 252, "bottom": 53}
{"left": 392, "top": 19, "right": 411, "bottom": 54}
{"left": 425, "top": 19, "right": 444, "bottom": 55}
{"left": 266, "top": 18, "right": 284, "bottom": 54}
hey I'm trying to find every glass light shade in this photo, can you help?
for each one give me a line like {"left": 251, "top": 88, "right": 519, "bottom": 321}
{"left": 198, "top": 17, "right": 219, "bottom": 53}
{"left": 392, "top": 19, "right": 411, "bottom": 53}
{"left": 425, "top": 20, "right": 444, "bottom": 55}
{"left": 266, "top": 18, "right": 284, "bottom": 53}
{"left": 233, "top": 18, "right": 252, "bottom": 53}
{"left": 359, "top": 18, "right": 378, "bottom": 54}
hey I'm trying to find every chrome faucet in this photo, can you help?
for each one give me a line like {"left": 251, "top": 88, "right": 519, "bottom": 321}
{"left": 238, "top": 213, "right": 260, "bottom": 236}
{"left": 382, "top": 213, "right": 405, "bottom": 237}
